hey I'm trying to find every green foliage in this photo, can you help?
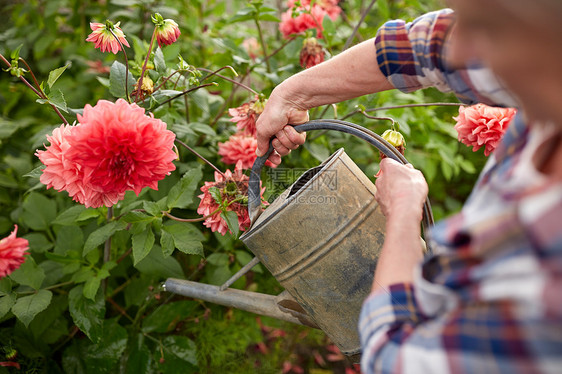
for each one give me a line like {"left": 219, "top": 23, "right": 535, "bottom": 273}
{"left": 0, "top": 0, "right": 483, "bottom": 371}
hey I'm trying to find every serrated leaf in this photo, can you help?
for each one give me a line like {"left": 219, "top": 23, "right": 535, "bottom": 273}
{"left": 11, "top": 290, "right": 52, "bottom": 327}
{"left": 21, "top": 192, "right": 57, "bottom": 231}
{"left": 190, "top": 122, "right": 216, "bottom": 136}
{"left": 23, "top": 232, "right": 53, "bottom": 253}
{"left": 166, "top": 167, "right": 203, "bottom": 209}
{"left": 142, "top": 300, "right": 197, "bottom": 333}
{"left": 83, "top": 221, "right": 127, "bottom": 256}
{"left": 77, "top": 209, "right": 102, "bottom": 222}
{"left": 206, "top": 252, "right": 228, "bottom": 267}
{"left": 143, "top": 201, "right": 162, "bottom": 216}
{"left": 135, "top": 245, "right": 184, "bottom": 279}
{"left": 158, "top": 336, "right": 198, "bottom": 374}
{"left": 55, "top": 225, "right": 84, "bottom": 255}
{"left": 68, "top": 285, "right": 105, "bottom": 343}
{"left": 121, "top": 211, "right": 156, "bottom": 224}
{"left": 154, "top": 47, "right": 166, "bottom": 75}
{"left": 53, "top": 205, "right": 87, "bottom": 225}
{"left": 132, "top": 228, "right": 155, "bottom": 265}
{"left": 9, "top": 256, "right": 45, "bottom": 290}
{"left": 221, "top": 210, "right": 240, "bottom": 236}
{"left": 160, "top": 229, "right": 175, "bottom": 257}
{"left": 124, "top": 334, "right": 152, "bottom": 374}
{"left": 0, "top": 294, "right": 16, "bottom": 318}
{"left": 162, "top": 223, "right": 204, "bottom": 256}
{"left": 109, "top": 61, "right": 135, "bottom": 99}
{"left": 83, "top": 277, "right": 101, "bottom": 301}
{"left": 48, "top": 89, "right": 69, "bottom": 112}
{"left": 48, "top": 62, "right": 71, "bottom": 88}
{"left": 0, "top": 278, "right": 12, "bottom": 296}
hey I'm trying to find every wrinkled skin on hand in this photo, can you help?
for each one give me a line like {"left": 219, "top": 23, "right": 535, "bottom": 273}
{"left": 255, "top": 88, "right": 308, "bottom": 165}
{"left": 374, "top": 158, "right": 428, "bottom": 222}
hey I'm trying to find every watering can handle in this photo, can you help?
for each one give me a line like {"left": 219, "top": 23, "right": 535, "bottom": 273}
{"left": 248, "top": 119, "right": 434, "bottom": 241}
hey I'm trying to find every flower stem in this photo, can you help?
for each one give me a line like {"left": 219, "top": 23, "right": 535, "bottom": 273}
{"left": 163, "top": 209, "right": 221, "bottom": 222}
{"left": 343, "top": 0, "right": 378, "bottom": 51}
{"left": 135, "top": 28, "right": 157, "bottom": 103}
{"left": 341, "top": 102, "right": 463, "bottom": 120}
{"left": 198, "top": 67, "right": 259, "bottom": 96}
{"left": 174, "top": 138, "right": 226, "bottom": 178}
{"left": 0, "top": 53, "right": 69, "bottom": 125}
{"left": 108, "top": 28, "right": 132, "bottom": 103}
{"left": 150, "top": 82, "right": 217, "bottom": 108}
{"left": 254, "top": 18, "right": 271, "bottom": 73}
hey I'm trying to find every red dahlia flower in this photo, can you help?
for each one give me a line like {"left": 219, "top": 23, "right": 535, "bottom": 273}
{"left": 0, "top": 225, "right": 29, "bottom": 279}
{"left": 454, "top": 104, "right": 517, "bottom": 156}
{"left": 228, "top": 95, "right": 266, "bottom": 137}
{"left": 299, "top": 37, "right": 325, "bottom": 69}
{"left": 218, "top": 133, "right": 277, "bottom": 169}
{"left": 152, "top": 13, "right": 181, "bottom": 47}
{"left": 86, "top": 21, "right": 130, "bottom": 54}
{"left": 36, "top": 99, "right": 177, "bottom": 208}
{"left": 197, "top": 161, "right": 265, "bottom": 235}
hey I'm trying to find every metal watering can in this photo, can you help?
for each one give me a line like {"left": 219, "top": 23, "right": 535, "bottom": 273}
{"left": 164, "top": 119, "right": 434, "bottom": 362}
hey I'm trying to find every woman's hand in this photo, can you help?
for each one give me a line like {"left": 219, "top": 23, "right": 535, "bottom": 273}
{"left": 255, "top": 85, "right": 308, "bottom": 165}
{"left": 374, "top": 158, "right": 428, "bottom": 223}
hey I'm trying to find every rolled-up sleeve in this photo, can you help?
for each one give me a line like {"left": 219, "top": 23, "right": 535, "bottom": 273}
{"left": 374, "top": 9, "right": 519, "bottom": 107}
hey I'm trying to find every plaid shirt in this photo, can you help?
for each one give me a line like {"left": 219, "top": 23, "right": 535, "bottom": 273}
{"left": 360, "top": 9, "right": 562, "bottom": 374}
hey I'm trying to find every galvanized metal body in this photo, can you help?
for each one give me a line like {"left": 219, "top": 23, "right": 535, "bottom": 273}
{"left": 240, "top": 148, "right": 386, "bottom": 357}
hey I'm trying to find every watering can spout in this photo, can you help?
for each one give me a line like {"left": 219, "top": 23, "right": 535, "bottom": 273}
{"left": 163, "top": 278, "right": 319, "bottom": 329}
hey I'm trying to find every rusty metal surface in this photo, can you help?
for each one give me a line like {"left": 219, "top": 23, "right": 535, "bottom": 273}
{"left": 164, "top": 278, "right": 319, "bottom": 328}
{"left": 240, "top": 149, "right": 386, "bottom": 358}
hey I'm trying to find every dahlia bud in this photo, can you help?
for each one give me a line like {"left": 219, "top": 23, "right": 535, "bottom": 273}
{"left": 152, "top": 13, "right": 181, "bottom": 47}
{"left": 380, "top": 129, "right": 405, "bottom": 159}
{"left": 299, "top": 37, "right": 325, "bottom": 69}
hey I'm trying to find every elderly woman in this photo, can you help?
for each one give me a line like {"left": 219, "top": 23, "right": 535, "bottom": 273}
{"left": 255, "top": 0, "right": 562, "bottom": 372}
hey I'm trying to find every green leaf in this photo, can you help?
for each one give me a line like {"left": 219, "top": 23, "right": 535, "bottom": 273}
{"left": 132, "top": 228, "right": 155, "bottom": 265}
{"left": 36, "top": 89, "right": 68, "bottom": 112}
{"left": 162, "top": 223, "right": 204, "bottom": 256}
{"left": 143, "top": 200, "right": 162, "bottom": 216}
{"left": 77, "top": 208, "right": 102, "bottom": 222}
{"left": 142, "top": 300, "right": 197, "bottom": 333}
{"left": 83, "top": 277, "right": 101, "bottom": 301}
{"left": 121, "top": 211, "right": 155, "bottom": 224}
{"left": 23, "top": 165, "right": 45, "bottom": 179}
{"left": 0, "top": 278, "right": 12, "bottom": 296}
{"left": 68, "top": 285, "right": 105, "bottom": 343}
{"left": 55, "top": 225, "right": 84, "bottom": 255}
{"left": 166, "top": 167, "right": 203, "bottom": 209}
{"left": 229, "top": 7, "right": 256, "bottom": 23}
{"left": 123, "top": 334, "right": 152, "bottom": 374}
{"left": 158, "top": 336, "right": 198, "bottom": 374}
{"left": 109, "top": 61, "right": 135, "bottom": 99}
{"left": 71, "top": 267, "right": 95, "bottom": 283}
{"left": 154, "top": 47, "right": 167, "bottom": 75}
{"left": 206, "top": 252, "right": 229, "bottom": 267}
{"left": 258, "top": 13, "right": 280, "bottom": 22}
{"left": 23, "top": 232, "right": 53, "bottom": 253}
{"left": 21, "top": 192, "right": 57, "bottom": 231}
{"left": 11, "top": 290, "right": 53, "bottom": 327}
{"left": 221, "top": 211, "right": 240, "bottom": 236}
{"left": 190, "top": 122, "right": 216, "bottom": 136}
{"left": 135, "top": 245, "right": 184, "bottom": 279}
{"left": 83, "top": 221, "right": 127, "bottom": 256}
{"left": 160, "top": 229, "right": 175, "bottom": 257}
{"left": 9, "top": 256, "right": 45, "bottom": 290}
{"left": 0, "top": 294, "right": 16, "bottom": 319}
{"left": 47, "top": 62, "right": 71, "bottom": 88}
{"left": 53, "top": 205, "right": 87, "bottom": 225}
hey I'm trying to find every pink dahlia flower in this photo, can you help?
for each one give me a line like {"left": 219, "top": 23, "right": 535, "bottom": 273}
{"left": 197, "top": 161, "right": 264, "bottom": 235}
{"left": 152, "top": 13, "right": 181, "bottom": 47}
{"left": 36, "top": 99, "right": 177, "bottom": 208}
{"left": 218, "top": 134, "right": 277, "bottom": 169}
{"left": 242, "top": 37, "right": 262, "bottom": 61}
{"left": 279, "top": 0, "right": 341, "bottom": 39}
{"left": 454, "top": 104, "right": 517, "bottom": 156}
{"left": 0, "top": 225, "right": 29, "bottom": 278}
{"left": 228, "top": 95, "right": 266, "bottom": 137}
{"left": 86, "top": 21, "right": 130, "bottom": 54}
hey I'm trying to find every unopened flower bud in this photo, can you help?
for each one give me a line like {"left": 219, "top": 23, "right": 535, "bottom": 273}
{"left": 380, "top": 129, "right": 405, "bottom": 159}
